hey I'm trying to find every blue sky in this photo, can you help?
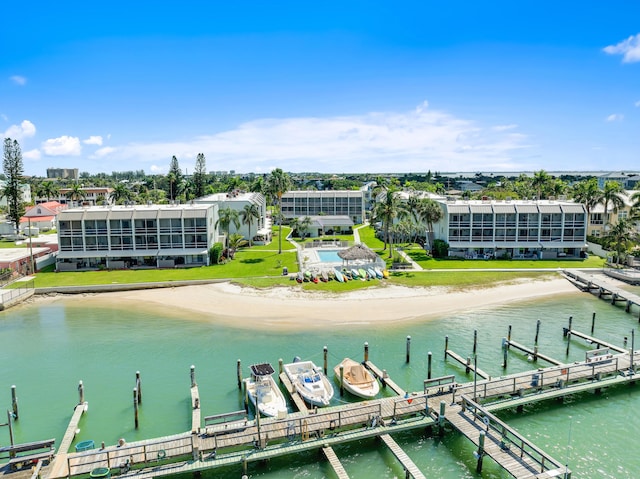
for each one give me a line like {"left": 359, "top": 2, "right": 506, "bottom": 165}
{"left": 2, "top": 1, "right": 639, "bottom": 176}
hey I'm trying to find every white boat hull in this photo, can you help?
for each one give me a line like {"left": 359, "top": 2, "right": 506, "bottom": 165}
{"left": 245, "top": 374, "right": 288, "bottom": 418}
{"left": 283, "top": 360, "right": 334, "bottom": 407}
{"left": 334, "top": 358, "right": 380, "bottom": 399}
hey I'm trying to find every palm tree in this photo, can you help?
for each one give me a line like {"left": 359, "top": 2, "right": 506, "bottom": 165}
{"left": 372, "top": 188, "right": 402, "bottom": 258}
{"left": 531, "top": 170, "right": 551, "bottom": 200}
{"left": 266, "top": 168, "right": 292, "bottom": 254}
{"left": 65, "top": 183, "right": 86, "bottom": 207}
{"left": 601, "top": 181, "right": 625, "bottom": 227}
{"left": 630, "top": 190, "right": 640, "bottom": 221}
{"left": 298, "top": 215, "right": 312, "bottom": 239}
{"left": 417, "top": 198, "right": 443, "bottom": 252}
{"left": 39, "top": 180, "right": 59, "bottom": 202}
{"left": 227, "top": 233, "right": 248, "bottom": 259}
{"left": 289, "top": 217, "right": 300, "bottom": 238}
{"left": 109, "top": 183, "right": 132, "bottom": 204}
{"left": 604, "top": 217, "right": 638, "bottom": 266}
{"left": 241, "top": 203, "right": 260, "bottom": 246}
{"left": 572, "top": 178, "right": 602, "bottom": 220}
{"left": 215, "top": 207, "right": 241, "bottom": 248}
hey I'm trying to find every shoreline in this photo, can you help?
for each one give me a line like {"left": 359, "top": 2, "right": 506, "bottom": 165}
{"left": 35, "top": 275, "right": 580, "bottom": 331}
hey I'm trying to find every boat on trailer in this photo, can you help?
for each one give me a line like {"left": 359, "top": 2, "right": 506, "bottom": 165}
{"left": 245, "top": 363, "right": 288, "bottom": 418}
{"left": 283, "top": 358, "right": 334, "bottom": 407}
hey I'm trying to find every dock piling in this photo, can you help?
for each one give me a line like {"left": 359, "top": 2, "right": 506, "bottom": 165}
{"left": 465, "top": 356, "right": 471, "bottom": 374}
{"left": 476, "top": 431, "right": 486, "bottom": 473}
{"left": 243, "top": 380, "right": 249, "bottom": 412}
{"left": 535, "top": 320, "right": 541, "bottom": 345}
{"left": 507, "top": 325, "right": 512, "bottom": 347}
{"left": 78, "top": 380, "right": 84, "bottom": 405}
{"left": 6, "top": 409, "right": 14, "bottom": 446}
{"left": 364, "top": 342, "right": 369, "bottom": 362}
{"left": 191, "top": 365, "right": 197, "bottom": 388}
{"left": 323, "top": 346, "right": 328, "bottom": 375}
{"left": 236, "top": 360, "right": 241, "bottom": 390}
{"left": 136, "top": 371, "right": 142, "bottom": 405}
{"left": 473, "top": 330, "right": 477, "bottom": 355}
{"left": 502, "top": 338, "right": 508, "bottom": 369}
{"left": 427, "top": 352, "right": 432, "bottom": 380}
{"left": 444, "top": 335, "right": 449, "bottom": 359}
{"left": 591, "top": 312, "right": 596, "bottom": 334}
{"left": 438, "top": 401, "right": 446, "bottom": 436}
{"left": 406, "top": 336, "right": 411, "bottom": 363}
{"left": 133, "top": 387, "right": 139, "bottom": 429}
{"left": 11, "top": 385, "right": 18, "bottom": 420}
{"left": 566, "top": 331, "right": 571, "bottom": 356}
{"left": 339, "top": 365, "right": 344, "bottom": 397}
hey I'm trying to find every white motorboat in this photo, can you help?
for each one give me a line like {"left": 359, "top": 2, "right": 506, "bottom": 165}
{"left": 283, "top": 359, "right": 334, "bottom": 407}
{"left": 334, "top": 357, "right": 380, "bottom": 399}
{"left": 245, "top": 363, "right": 288, "bottom": 418}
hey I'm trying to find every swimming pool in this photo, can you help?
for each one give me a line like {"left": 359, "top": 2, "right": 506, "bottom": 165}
{"left": 316, "top": 249, "right": 343, "bottom": 263}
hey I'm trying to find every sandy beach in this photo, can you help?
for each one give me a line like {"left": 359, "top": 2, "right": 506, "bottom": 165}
{"left": 41, "top": 275, "right": 580, "bottom": 330}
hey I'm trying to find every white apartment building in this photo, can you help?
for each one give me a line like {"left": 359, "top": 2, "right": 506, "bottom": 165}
{"left": 195, "top": 190, "right": 270, "bottom": 244}
{"left": 56, "top": 203, "right": 218, "bottom": 271}
{"left": 281, "top": 190, "right": 366, "bottom": 224}
{"left": 433, "top": 199, "right": 587, "bottom": 259}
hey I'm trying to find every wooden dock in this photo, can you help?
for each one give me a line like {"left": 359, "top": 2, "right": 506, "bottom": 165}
{"left": 506, "top": 339, "right": 562, "bottom": 365}
{"left": 379, "top": 433, "right": 426, "bottom": 479}
{"left": 190, "top": 384, "right": 201, "bottom": 434}
{"left": 47, "top": 402, "right": 87, "bottom": 479}
{"left": 444, "top": 397, "right": 567, "bottom": 478}
{"left": 278, "top": 372, "right": 310, "bottom": 413}
{"left": 364, "top": 361, "right": 406, "bottom": 396}
{"left": 563, "top": 269, "right": 640, "bottom": 316}
{"left": 565, "top": 329, "right": 627, "bottom": 353}
{"left": 322, "top": 446, "right": 350, "bottom": 479}
{"left": 445, "top": 349, "right": 490, "bottom": 379}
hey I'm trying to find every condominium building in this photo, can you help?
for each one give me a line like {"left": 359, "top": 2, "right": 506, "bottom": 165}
{"left": 434, "top": 199, "right": 587, "bottom": 259}
{"left": 281, "top": 190, "right": 365, "bottom": 224}
{"left": 47, "top": 167, "right": 79, "bottom": 180}
{"left": 56, "top": 204, "right": 218, "bottom": 271}
{"left": 195, "top": 190, "right": 270, "bottom": 244}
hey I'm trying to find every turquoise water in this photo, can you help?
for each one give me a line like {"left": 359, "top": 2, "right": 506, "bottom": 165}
{"left": 2, "top": 286, "right": 640, "bottom": 478}
{"left": 317, "top": 249, "right": 343, "bottom": 263}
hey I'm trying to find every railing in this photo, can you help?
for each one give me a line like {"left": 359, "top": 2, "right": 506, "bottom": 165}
{"left": 67, "top": 435, "right": 194, "bottom": 476}
{"left": 459, "top": 395, "right": 565, "bottom": 474}
{"left": 453, "top": 356, "right": 621, "bottom": 402}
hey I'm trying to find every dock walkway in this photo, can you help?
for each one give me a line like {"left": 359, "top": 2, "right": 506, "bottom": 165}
{"left": 379, "top": 433, "right": 426, "bottom": 479}
{"left": 322, "top": 446, "right": 349, "bottom": 479}
{"left": 562, "top": 269, "right": 640, "bottom": 316}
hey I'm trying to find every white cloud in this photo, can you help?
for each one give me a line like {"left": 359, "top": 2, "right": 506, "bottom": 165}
{"left": 41, "top": 136, "right": 81, "bottom": 156}
{"left": 635, "top": 100, "right": 640, "bottom": 107}
{"left": 492, "top": 124, "right": 518, "bottom": 132}
{"left": 606, "top": 113, "right": 624, "bottom": 122}
{"left": 23, "top": 149, "right": 41, "bottom": 160}
{"left": 1, "top": 114, "right": 8, "bottom": 122}
{"left": 603, "top": 33, "right": 640, "bottom": 63}
{"left": 83, "top": 135, "right": 103, "bottom": 146}
{"left": 92, "top": 146, "right": 116, "bottom": 157}
{"left": 149, "top": 164, "right": 165, "bottom": 173}
{"left": 91, "top": 103, "right": 532, "bottom": 173}
{"left": 3, "top": 120, "right": 36, "bottom": 141}
{"left": 10, "top": 75, "right": 27, "bottom": 86}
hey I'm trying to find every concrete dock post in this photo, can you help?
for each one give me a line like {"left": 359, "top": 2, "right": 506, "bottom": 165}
{"left": 591, "top": 312, "right": 596, "bottom": 334}
{"left": 476, "top": 431, "right": 486, "bottom": 472}
{"left": 136, "top": 371, "right": 142, "bottom": 404}
{"left": 444, "top": 335, "right": 449, "bottom": 359}
{"left": 339, "top": 365, "right": 344, "bottom": 397}
{"left": 11, "top": 385, "right": 18, "bottom": 420}
{"left": 406, "top": 336, "right": 411, "bottom": 363}
{"left": 78, "top": 380, "right": 85, "bottom": 405}
{"left": 133, "top": 387, "right": 139, "bottom": 429}
{"left": 566, "top": 331, "right": 571, "bottom": 356}
{"left": 236, "top": 360, "right": 242, "bottom": 389}
{"left": 507, "top": 325, "right": 512, "bottom": 347}
{"left": 534, "top": 320, "right": 541, "bottom": 345}
{"left": 364, "top": 342, "right": 369, "bottom": 362}
{"left": 323, "top": 346, "right": 328, "bottom": 375}
{"left": 243, "top": 380, "right": 249, "bottom": 412}
{"left": 427, "top": 352, "right": 432, "bottom": 380}
{"left": 6, "top": 409, "right": 14, "bottom": 446}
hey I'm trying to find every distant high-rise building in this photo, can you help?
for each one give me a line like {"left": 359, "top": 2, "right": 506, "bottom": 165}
{"left": 47, "top": 168, "right": 79, "bottom": 180}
